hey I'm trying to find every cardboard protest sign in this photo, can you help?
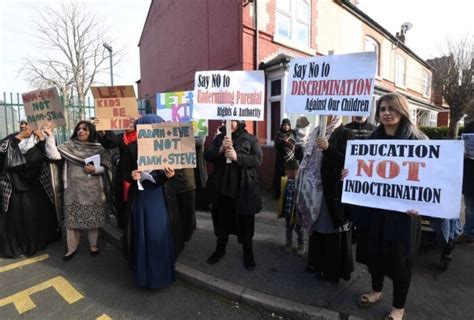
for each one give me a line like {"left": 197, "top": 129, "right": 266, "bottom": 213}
{"left": 22, "top": 87, "right": 65, "bottom": 130}
{"left": 156, "top": 90, "right": 208, "bottom": 137}
{"left": 194, "top": 70, "right": 265, "bottom": 121}
{"left": 341, "top": 140, "right": 464, "bottom": 219}
{"left": 462, "top": 134, "right": 474, "bottom": 159}
{"left": 91, "top": 85, "right": 139, "bottom": 130}
{"left": 285, "top": 52, "right": 376, "bottom": 116}
{"left": 137, "top": 122, "right": 196, "bottom": 170}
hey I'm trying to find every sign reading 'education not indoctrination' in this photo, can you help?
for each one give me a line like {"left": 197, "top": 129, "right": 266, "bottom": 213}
{"left": 194, "top": 70, "right": 265, "bottom": 121}
{"left": 341, "top": 140, "right": 464, "bottom": 219}
{"left": 156, "top": 90, "right": 209, "bottom": 137}
{"left": 285, "top": 52, "right": 377, "bottom": 116}
{"left": 91, "top": 85, "right": 139, "bottom": 131}
{"left": 137, "top": 122, "right": 196, "bottom": 171}
{"left": 22, "top": 87, "right": 65, "bottom": 130}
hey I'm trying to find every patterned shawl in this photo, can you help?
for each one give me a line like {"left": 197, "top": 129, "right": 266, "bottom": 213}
{"left": 296, "top": 116, "right": 342, "bottom": 230}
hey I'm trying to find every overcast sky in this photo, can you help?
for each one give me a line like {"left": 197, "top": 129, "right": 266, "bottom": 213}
{"left": 0, "top": 0, "right": 471, "bottom": 98}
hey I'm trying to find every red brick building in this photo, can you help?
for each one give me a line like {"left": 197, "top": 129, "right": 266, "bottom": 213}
{"left": 137, "top": 0, "right": 441, "bottom": 190}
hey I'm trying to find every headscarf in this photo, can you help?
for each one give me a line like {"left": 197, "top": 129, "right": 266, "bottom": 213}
{"left": 276, "top": 119, "right": 296, "bottom": 161}
{"left": 296, "top": 116, "right": 342, "bottom": 229}
{"left": 122, "top": 131, "right": 137, "bottom": 145}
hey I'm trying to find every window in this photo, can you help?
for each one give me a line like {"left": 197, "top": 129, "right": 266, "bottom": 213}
{"left": 430, "top": 111, "right": 438, "bottom": 127}
{"left": 268, "top": 79, "right": 282, "bottom": 143}
{"left": 422, "top": 72, "right": 431, "bottom": 97}
{"left": 364, "top": 36, "right": 380, "bottom": 75}
{"left": 276, "top": 0, "right": 310, "bottom": 47}
{"left": 395, "top": 55, "right": 406, "bottom": 87}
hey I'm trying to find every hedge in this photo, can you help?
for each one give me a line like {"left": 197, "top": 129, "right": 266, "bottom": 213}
{"left": 418, "top": 126, "right": 464, "bottom": 139}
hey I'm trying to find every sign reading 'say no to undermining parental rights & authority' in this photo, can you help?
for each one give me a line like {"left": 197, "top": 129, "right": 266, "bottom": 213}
{"left": 194, "top": 70, "right": 265, "bottom": 121}
{"left": 137, "top": 122, "right": 196, "bottom": 171}
{"left": 285, "top": 52, "right": 376, "bottom": 116}
{"left": 341, "top": 140, "right": 464, "bottom": 219}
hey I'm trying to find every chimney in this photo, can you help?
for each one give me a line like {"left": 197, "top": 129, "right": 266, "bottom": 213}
{"left": 396, "top": 32, "right": 406, "bottom": 44}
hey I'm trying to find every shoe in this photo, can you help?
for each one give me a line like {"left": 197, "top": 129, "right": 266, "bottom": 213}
{"left": 63, "top": 249, "right": 78, "bottom": 262}
{"left": 207, "top": 249, "right": 225, "bottom": 265}
{"left": 384, "top": 311, "right": 406, "bottom": 320}
{"left": 295, "top": 244, "right": 305, "bottom": 257}
{"left": 315, "top": 272, "right": 339, "bottom": 283}
{"left": 356, "top": 293, "right": 383, "bottom": 308}
{"left": 90, "top": 247, "right": 100, "bottom": 257}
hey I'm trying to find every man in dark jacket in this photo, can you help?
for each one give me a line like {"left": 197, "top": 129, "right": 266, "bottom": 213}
{"left": 345, "top": 116, "right": 376, "bottom": 139}
{"left": 457, "top": 119, "right": 474, "bottom": 243}
{"left": 204, "top": 120, "right": 263, "bottom": 270}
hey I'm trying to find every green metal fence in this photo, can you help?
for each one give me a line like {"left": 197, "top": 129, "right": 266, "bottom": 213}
{"left": 1, "top": 92, "right": 95, "bottom": 143}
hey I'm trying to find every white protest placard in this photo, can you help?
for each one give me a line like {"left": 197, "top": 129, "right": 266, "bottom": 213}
{"left": 462, "top": 134, "right": 474, "bottom": 159}
{"left": 341, "top": 140, "right": 464, "bottom": 219}
{"left": 91, "top": 85, "right": 139, "bottom": 131}
{"left": 22, "top": 87, "right": 65, "bottom": 130}
{"left": 285, "top": 52, "right": 376, "bottom": 116}
{"left": 156, "top": 90, "right": 208, "bottom": 137}
{"left": 137, "top": 122, "right": 196, "bottom": 171}
{"left": 194, "top": 70, "right": 265, "bottom": 121}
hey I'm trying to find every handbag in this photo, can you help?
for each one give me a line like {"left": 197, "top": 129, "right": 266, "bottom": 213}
{"left": 3, "top": 139, "right": 27, "bottom": 170}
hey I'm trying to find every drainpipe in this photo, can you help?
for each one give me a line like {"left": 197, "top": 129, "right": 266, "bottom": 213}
{"left": 254, "top": 0, "right": 259, "bottom": 70}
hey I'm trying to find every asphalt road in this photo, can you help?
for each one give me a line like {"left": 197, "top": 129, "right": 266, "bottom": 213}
{"left": 0, "top": 239, "right": 287, "bottom": 320}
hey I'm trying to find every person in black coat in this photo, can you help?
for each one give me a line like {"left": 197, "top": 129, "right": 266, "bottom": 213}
{"left": 205, "top": 120, "right": 263, "bottom": 270}
{"left": 352, "top": 93, "right": 426, "bottom": 320}
{"left": 345, "top": 116, "right": 376, "bottom": 140}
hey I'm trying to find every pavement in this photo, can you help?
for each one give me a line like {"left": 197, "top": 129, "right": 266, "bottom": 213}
{"left": 102, "top": 192, "right": 474, "bottom": 320}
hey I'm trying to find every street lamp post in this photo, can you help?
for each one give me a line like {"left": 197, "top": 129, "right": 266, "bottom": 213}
{"left": 103, "top": 43, "right": 113, "bottom": 85}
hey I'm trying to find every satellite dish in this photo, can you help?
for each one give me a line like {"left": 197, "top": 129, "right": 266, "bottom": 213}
{"left": 401, "top": 22, "right": 413, "bottom": 33}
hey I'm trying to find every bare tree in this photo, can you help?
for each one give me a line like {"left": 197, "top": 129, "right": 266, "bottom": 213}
{"left": 20, "top": 2, "right": 122, "bottom": 120}
{"left": 428, "top": 36, "right": 473, "bottom": 138}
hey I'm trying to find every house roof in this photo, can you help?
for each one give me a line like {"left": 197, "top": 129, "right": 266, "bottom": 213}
{"left": 337, "top": 0, "right": 433, "bottom": 71}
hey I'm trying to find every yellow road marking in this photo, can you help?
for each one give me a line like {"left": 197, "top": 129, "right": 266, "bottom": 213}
{"left": 96, "top": 314, "right": 112, "bottom": 320}
{"left": 0, "top": 276, "right": 84, "bottom": 314}
{"left": 0, "top": 254, "right": 49, "bottom": 273}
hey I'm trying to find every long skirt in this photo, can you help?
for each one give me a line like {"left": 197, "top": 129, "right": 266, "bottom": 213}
{"left": 0, "top": 180, "right": 60, "bottom": 258}
{"left": 308, "top": 230, "right": 353, "bottom": 281}
{"left": 132, "top": 182, "right": 175, "bottom": 289}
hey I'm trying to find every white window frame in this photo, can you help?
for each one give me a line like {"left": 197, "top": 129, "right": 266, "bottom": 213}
{"left": 266, "top": 70, "right": 288, "bottom": 145}
{"left": 422, "top": 71, "right": 431, "bottom": 97}
{"left": 395, "top": 55, "right": 406, "bottom": 87}
{"left": 275, "top": 0, "right": 311, "bottom": 48}
{"left": 364, "top": 36, "right": 380, "bottom": 76}
{"left": 429, "top": 111, "right": 438, "bottom": 127}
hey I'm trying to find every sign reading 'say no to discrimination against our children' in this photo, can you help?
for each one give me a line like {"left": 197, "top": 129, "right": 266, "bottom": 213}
{"left": 341, "top": 140, "right": 464, "bottom": 219}
{"left": 91, "top": 85, "right": 139, "bottom": 131}
{"left": 156, "top": 90, "right": 209, "bottom": 137}
{"left": 194, "top": 70, "right": 265, "bottom": 121}
{"left": 22, "top": 87, "right": 65, "bottom": 130}
{"left": 285, "top": 52, "right": 377, "bottom": 116}
{"left": 137, "top": 122, "right": 196, "bottom": 171}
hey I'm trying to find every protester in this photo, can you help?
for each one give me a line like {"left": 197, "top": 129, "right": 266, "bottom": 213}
{"left": 0, "top": 121, "right": 61, "bottom": 258}
{"left": 273, "top": 118, "right": 296, "bottom": 199}
{"left": 457, "top": 119, "right": 474, "bottom": 244}
{"left": 171, "top": 168, "right": 196, "bottom": 242}
{"left": 277, "top": 159, "right": 304, "bottom": 256}
{"left": 297, "top": 116, "right": 354, "bottom": 283}
{"left": 121, "top": 114, "right": 176, "bottom": 289}
{"left": 194, "top": 136, "right": 210, "bottom": 211}
{"left": 49, "top": 121, "right": 113, "bottom": 262}
{"left": 205, "top": 120, "right": 263, "bottom": 270}
{"left": 352, "top": 93, "right": 426, "bottom": 320}
{"left": 294, "top": 116, "right": 311, "bottom": 161}
{"left": 345, "top": 116, "right": 376, "bottom": 139}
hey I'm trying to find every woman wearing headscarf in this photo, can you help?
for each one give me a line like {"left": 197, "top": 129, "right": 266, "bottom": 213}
{"left": 273, "top": 119, "right": 296, "bottom": 199}
{"left": 48, "top": 121, "right": 113, "bottom": 261}
{"left": 205, "top": 120, "right": 263, "bottom": 270}
{"left": 121, "top": 114, "right": 176, "bottom": 289}
{"left": 352, "top": 93, "right": 426, "bottom": 320}
{"left": 0, "top": 120, "right": 61, "bottom": 258}
{"left": 297, "top": 116, "right": 354, "bottom": 282}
